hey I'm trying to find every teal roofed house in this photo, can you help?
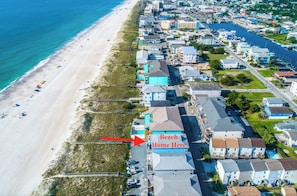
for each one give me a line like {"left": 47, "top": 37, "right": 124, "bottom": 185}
{"left": 144, "top": 60, "right": 169, "bottom": 86}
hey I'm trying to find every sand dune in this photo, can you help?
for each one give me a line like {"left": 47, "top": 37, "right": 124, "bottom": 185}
{"left": 0, "top": 0, "right": 139, "bottom": 194}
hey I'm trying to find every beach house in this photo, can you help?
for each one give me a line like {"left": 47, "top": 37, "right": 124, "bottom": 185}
{"left": 177, "top": 46, "right": 199, "bottom": 64}
{"left": 144, "top": 60, "right": 169, "bottom": 86}
{"left": 178, "top": 66, "right": 201, "bottom": 81}
{"left": 209, "top": 138, "right": 226, "bottom": 159}
{"left": 188, "top": 82, "right": 222, "bottom": 97}
{"left": 249, "top": 159, "right": 269, "bottom": 185}
{"left": 278, "top": 158, "right": 297, "bottom": 184}
{"left": 195, "top": 97, "right": 244, "bottom": 140}
{"left": 250, "top": 138, "right": 266, "bottom": 159}
{"left": 216, "top": 159, "right": 240, "bottom": 185}
{"left": 225, "top": 138, "right": 239, "bottom": 159}
{"left": 227, "top": 186, "right": 260, "bottom": 196}
{"left": 220, "top": 59, "right": 239, "bottom": 70}
{"left": 265, "top": 159, "right": 283, "bottom": 185}
{"left": 238, "top": 138, "right": 253, "bottom": 159}
{"left": 149, "top": 133, "right": 189, "bottom": 153}
{"left": 141, "top": 85, "right": 167, "bottom": 107}
{"left": 144, "top": 106, "right": 184, "bottom": 135}
{"left": 235, "top": 159, "right": 253, "bottom": 185}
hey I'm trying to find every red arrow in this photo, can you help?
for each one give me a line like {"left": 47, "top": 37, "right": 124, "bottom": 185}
{"left": 100, "top": 136, "right": 145, "bottom": 146}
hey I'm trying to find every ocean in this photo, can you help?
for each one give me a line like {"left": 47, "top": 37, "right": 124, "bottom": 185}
{"left": 0, "top": 0, "right": 124, "bottom": 92}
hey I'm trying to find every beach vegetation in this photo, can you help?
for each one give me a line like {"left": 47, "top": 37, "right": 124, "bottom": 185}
{"left": 37, "top": 2, "right": 145, "bottom": 195}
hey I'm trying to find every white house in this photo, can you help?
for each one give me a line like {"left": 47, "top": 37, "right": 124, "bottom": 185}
{"left": 290, "top": 81, "right": 297, "bottom": 97}
{"left": 279, "top": 158, "right": 297, "bottom": 184}
{"left": 250, "top": 138, "right": 266, "bottom": 159}
{"left": 282, "top": 130, "right": 297, "bottom": 147}
{"left": 265, "top": 159, "right": 283, "bottom": 185}
{"left": 188, "top": 82, "right": 221, "bottom": 97}
{"left": 136, "top": 50, "right": 148, "bottom": 65}
{"left": 225, "top": 138, "right": 239, "bottom": 159}
{"left": 248, "top": 46, "right": 272, "bottom": 65}
{"left": 178, "top": 66, "right": 201, "bottom": 81}
{"left": 141, "top": 85, "right": 167, "bottom": 107}
{"left": 217, "top": 159, "right": 240, "bottom": 185}
{"left": 209, "top": 138, "right": 226, "bottom": 159}
{"left": 218, "top": 30, "right": 236, "bottom": 41}
{"left": 238, "top": 138, "right": 253, "bottom": 158}
{"left": 249, "top": 159, "right": 269, "bottom": 185}
{"left": 220, "top": 59, "right": 239, "bottom": 70}
{"left": 178, "top": 46, "right": 199, "bottom": 64}
{"left": 236, "top": 159, "right": 253, "bottom": 185}
{"left": 262, "top": 97, "right": 286, "bottom": 107}
{"left": 236, "top": 42, "right": 250, "bottom": 55}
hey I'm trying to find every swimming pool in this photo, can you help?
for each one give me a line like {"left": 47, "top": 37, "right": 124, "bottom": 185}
{"left": 137, "top": 75, "right": 144, "bottom": 80}
{"left": 266, "top": 150, "right": 281, "bottom": 159}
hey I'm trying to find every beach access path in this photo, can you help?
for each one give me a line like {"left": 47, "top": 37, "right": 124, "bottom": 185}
{"left": 0, "top": 0, "right": 139, "bottom": 194}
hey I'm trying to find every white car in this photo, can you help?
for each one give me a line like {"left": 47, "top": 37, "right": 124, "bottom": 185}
{"left": 127, "top": 178, "right": 138, "bottom": 185}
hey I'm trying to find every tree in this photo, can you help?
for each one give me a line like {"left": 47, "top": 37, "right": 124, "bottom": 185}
{"left": 209, "top": 60, "right": 221, "bottom": 70}
{"left": 250, "top": 104, "right": 261, "bottom": 113}
{"left": 226, "top": 91, "right": 239, "bottom": 105}
{"left": 236, "top": 73, "right": 251, "bottom": 83}
{"left": 221, "top": 75, "right": 235, "bottom": 86}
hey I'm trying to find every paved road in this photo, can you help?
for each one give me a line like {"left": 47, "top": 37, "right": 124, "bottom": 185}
{"left": 210, "top": 31, "right": 297, "bottom": 113}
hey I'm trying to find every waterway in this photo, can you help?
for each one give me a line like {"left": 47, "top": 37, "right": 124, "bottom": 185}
{"left": 208, "top": 22, "right": 297, "bottom": 69}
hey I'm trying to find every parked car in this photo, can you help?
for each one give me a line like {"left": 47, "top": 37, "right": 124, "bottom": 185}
{"left": 127, "top": 160, "right": 139, "bottom": 165}
{"left": 127, "top": 178, "right": 138, "bottom": 185}
{"left": 127, "top": 183, "right": 140, "bottom": 189}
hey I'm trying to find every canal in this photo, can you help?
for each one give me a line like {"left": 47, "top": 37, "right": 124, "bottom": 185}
{"left": 208, "top": 22, "right": 297, "bottom": 69}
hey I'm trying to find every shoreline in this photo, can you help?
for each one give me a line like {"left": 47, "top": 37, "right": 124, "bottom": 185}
{"left": 0, "top": 0, "right": 139, "bottom": 194}
{"left": 0, "top": 3, "right": 122, "bottom": 97}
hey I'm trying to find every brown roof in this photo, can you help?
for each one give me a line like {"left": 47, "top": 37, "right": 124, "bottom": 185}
{"left": 281, "top": 186, "right": 297, "bottom": 195}
{"left": 228, "top": 186, "right": 260, "bottom": 196}
{"left": 269, "top": 107, "right": 291, "bottom": 114}
{"left": 274, "top": 72, "right": 295, "bottom": 77}
{"left": 211, "top": 138, "right": 225, "bottom": 148}
{"left": 225, "top": 138, "right": 239, "bottom": 148}
{"left": 250, "top": 138, "right": 266, "bottom": 148}
{"left": 278, "top": 158, "right": 297, "bottom": 171}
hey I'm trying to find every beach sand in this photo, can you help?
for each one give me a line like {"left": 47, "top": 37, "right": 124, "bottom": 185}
{"left": 0, "top": 0, "right": 139, "bottom": 194}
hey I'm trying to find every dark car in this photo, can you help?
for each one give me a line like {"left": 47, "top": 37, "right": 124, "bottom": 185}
{"left": 127, "top": 184, "right": 140, "bottom": 189}
{"left": 127, "top": 160, "right": 139, "bottom": 165}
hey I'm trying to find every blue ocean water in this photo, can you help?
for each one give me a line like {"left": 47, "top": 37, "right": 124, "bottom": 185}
{"left": 0, "top": 0, "right": 124, "bottom": 91}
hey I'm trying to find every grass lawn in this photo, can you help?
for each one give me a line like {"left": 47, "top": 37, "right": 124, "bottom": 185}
{"left": 208, "top": 53, "right": 229, "bottom": 61}
{"left": 258, "top": 69, "right": 276, "bottom": 77}
{"left": 217, "top": 70, "right": 266, "bottom": 89}
{"left": 239, "top": 92, "right": 274, "bottom": 104}
{"left": 266, "top": 34, "right": 291, "bottom": 45}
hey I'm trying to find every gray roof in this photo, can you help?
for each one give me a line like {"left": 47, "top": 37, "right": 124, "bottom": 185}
{"left": 148, "top": 106, "right": 184, "bottom": 131}
{"left": 179, "top": 46, "right": 198, "bottom": 55}
{"left": 264, "top": 97, "right": 285, "bottom": 105}
{"left": 142, "top": 85, "right": 167, "bottom": 94}
{"left": 152, "top": 152, "right": 195, "bottom": 171}
{"left": 220, "top": 59, "right": 238, "bottom": 65}
{"left": 238, "top": 138, "right": 252, "bottom": 148}
{"left": 198, "top": 97, "right": 244, "bottom": 132}
{"left": 153, "top": 172, "right": 202, "bottom": 196}
{"left": 286, "top": 130, "right": 297, "bottom": 141}
{"left": 136, "top": 50, "right": 148, "bottom": 64}
{"left": 275, "top": 120, "right": 297, "bottom": 131}
{"left": 217, "top": 159, "right": 239, "bottom": 173}
{"left": 148, "top": 60, "right": 169, "bottom": 77}
{"left": 265, "top": 159, "right": 283, "bottom": 171}
{"left": 236, "top": 159, "right": 253, "bottom": 172}
{"left": 249, "top": 159, "right": 268, "bottom": 171}
{"left": 189, "top": 82, "right": 221, "bottom": 91}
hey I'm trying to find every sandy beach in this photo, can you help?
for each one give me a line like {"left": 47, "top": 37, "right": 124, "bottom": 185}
{"left": 0, "top": 0, "right": 138, "bottom": 194}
